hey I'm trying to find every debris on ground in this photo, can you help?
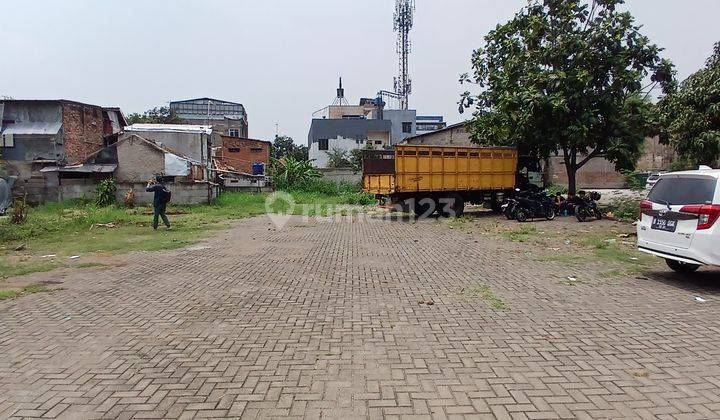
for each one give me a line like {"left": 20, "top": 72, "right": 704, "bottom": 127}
{"left": 14, "top": 244, "right": 26, "bottom": 251}
{"left": 41, "top": 254, "right": 56, "bottom": 258}
{"left": 567, "top": 276, "right": 578, "bottom": 282}
{"left": 564, "top": 239, "right": 572, "bottom": 245}
{"left": 90, "top": 223, "right": 116, "bottom": 229}
{"left": 68, "top": 255, "right": 80, "bottom": 260}
{"left": 695, "top": 297, "right": 707, "bottom": 303}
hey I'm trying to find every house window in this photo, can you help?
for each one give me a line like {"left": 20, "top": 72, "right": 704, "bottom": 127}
{"left": 402, "top": 122, "right": 413, "bottom": 133}
{"left": 374, "top": 140, "right": 382, "bottom": 145}
{"left": 318, "top": 139, "right": 329, "bottom": 151}
{"left": 250, "top": 147, "right": 263, "bottom": 153}
{"left": 228, "top": 129, "right": 240, "bottom": 137}
{"left": 228, "top": 147, "right": 240, "bottom": 153}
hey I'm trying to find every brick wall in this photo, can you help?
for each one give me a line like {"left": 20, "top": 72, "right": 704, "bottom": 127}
{"left": 62, "top": 102, "right": 105, "bottom": 164}
{"left": 220, "top": 136, "right": 270, "bottom": 174}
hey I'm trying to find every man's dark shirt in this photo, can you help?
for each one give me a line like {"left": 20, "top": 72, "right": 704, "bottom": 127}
{"left": 146, "top": 184, "right": 167, "bottom": 209}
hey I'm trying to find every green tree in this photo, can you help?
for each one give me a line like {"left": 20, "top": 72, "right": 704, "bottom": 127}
{"left": 325, "top": 148, "right": 351, "bottom": 168}
{"left": 658, "top": 42, "right": 720, "bottom": 166}
{"left": 272, "top": 135, "right": 309, "bottom": 161}
{"left": 126, "top": 107, "right": 181, "bottom": 125}
{"left": 460, "top": 0, "right": 674, "bottom": 194}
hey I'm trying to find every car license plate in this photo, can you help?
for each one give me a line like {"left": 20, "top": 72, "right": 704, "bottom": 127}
{"left": 652, "top": 217, "right": 677, "bottom": 232}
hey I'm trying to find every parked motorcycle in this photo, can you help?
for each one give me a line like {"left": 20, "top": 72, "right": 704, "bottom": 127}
{"left": 502, "top": 197, "right": 519, "bottom": 220}
{"left": 514, "top": 191, "right": 556, "bottom": 222}
{"left": 573, "top": 191, "right": 602, "bottom": 222}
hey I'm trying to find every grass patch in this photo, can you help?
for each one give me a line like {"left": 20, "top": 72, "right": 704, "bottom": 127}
{"left": 76, "top": 262, "right": 107, "bottom": 269}
{"left": 1, "top": 188, "right": 371, "bottom": 279}
{"left": 502, "top": 226, "right": 537, "bottom": 242}
{"left": 459, "top": 283, "right": 507, "bottom": 310}
{"left": 445, "top": 215, "right": 474, "bottom": 233}
{"left": 0, "top": 284, "right": 50, "bottom": 301}
{"left": 535, "top": 254, "right": 588, "bottom": 266}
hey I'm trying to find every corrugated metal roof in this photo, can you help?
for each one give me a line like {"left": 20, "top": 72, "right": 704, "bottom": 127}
{"left": 0, "top": 122, "right": 61, "bottom": 135}
{"left": 40, "top": 164, "right": 117, "bottom": 173}
{"left": 125, "top": 124, "right": 213, "bottom": 135}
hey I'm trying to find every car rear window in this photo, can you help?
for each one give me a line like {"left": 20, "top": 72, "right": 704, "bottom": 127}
{"left": 648, "top": 177, "right": 717, "bottom": 205}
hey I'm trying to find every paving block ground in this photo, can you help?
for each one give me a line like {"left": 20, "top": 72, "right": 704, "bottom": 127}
{"left": 1, "top": 215, "right": 720, "bottom": 419}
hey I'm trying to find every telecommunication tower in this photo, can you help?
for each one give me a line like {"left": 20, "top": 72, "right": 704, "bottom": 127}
{"left": 393, "top": 0, "right": 415, "bottom": 110}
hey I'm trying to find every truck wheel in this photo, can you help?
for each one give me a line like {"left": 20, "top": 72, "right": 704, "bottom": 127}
{"left": 413, "top": 197, "right": 435, "bottom": 218}
{"left": 666, "top": 259, "right": 700, "bottom": 273}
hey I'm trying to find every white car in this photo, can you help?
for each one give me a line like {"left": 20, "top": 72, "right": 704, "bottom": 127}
{"left": 637, "top": 167, "right": 720, "bottom": 273}
{"left": 645, "top": 172, "right": 661, "bottom": 189}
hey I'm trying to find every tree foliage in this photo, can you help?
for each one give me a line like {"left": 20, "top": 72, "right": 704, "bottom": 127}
{"left": 271, "top": 135, "right": 309, "bottom": 161}
{"left": 126, "top": 107, "right": 182, "bottom": 125}
{"left": 460, "top": 0, "right": 674, "bottom": 193}
{"left": 270, "top": 156, "right": 320, "bottom": 190}
{"left": 658, "top": 42, "right": 720, "bottom": 166}
{"left": 325, "top": 148, "right": 351, "bottom": 168}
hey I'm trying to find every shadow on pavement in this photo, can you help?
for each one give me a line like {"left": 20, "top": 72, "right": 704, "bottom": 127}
{"left": 642, "top": 268, "right": 720, "bottom": 295}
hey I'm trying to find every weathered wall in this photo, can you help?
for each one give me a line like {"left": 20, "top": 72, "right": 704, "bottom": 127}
{"left": 116, "top": 137, "right": 165, "bottom": 183}
{"left": 547, "top": 156, "right": 626, "bottom": 189}
{"left": 58, "top": 179, "right": 97, "bottom": 201}
{"left": 382, "top": 109, "right": 417, "bottom": 145}
{"left": 220, "top": 136, "right": 270, "bottom": 173}
{"left": 62, "top": 102, "right": 105, "bottom": 164}
{"left": 547, "top": 136, "right": 675, "bottom": 189}
{"left": 4, "top": 161, "right": 58, "bottom": 204}
{"left": 122, "top": 130, "right": 207, "bottom": 163}
{"left": 116, "top": 182, "right": 215, "bottom": 205}
{"left": 310, "top": 136, "right": 383, "bottom": 168}
{"left": 403, "top": 123, "right": 473, "bottom": 146}
{"left": 318, "top": 168, "right": 362, "bottom": 184}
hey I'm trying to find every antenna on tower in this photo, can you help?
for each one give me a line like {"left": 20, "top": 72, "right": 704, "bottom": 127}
{"left": 332, "top": 77, "right": 350, "bottom": 106}
{"left": 393, "top": 0, "right": 414, "bottom": 110}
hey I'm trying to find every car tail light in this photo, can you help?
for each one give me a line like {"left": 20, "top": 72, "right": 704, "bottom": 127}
{"left": 640, "top": 200, "right": 653, "bottom": 211}
{"left": 680, "top": 204, "right": 720, "bottom": 230}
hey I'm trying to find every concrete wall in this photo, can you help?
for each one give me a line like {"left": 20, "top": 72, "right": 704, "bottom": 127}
{"left": 310, "top": 136, "right": 384, "bottom": 168}
{"left": 547, "top": 136, "right": 676, "bottom": 189}
{"left": 116, "top": 136, "right": 165, "bottom": 183}
{"left": 220, "top": 136, "right": 270, "bottom": 173}
{"left": 122, "top": 130, "right": 208, "bottom": 163}
{"left": 58, "top": 179, "right": 97, "bottom": 201}
{"left": 318, "top": 168, "right": 362, "bottom": 184}
{"left": 382, "top": 109, "right": 416, "bottom": 145}
{"left": 116, "top": 182, "right": 215, "bottom": 205}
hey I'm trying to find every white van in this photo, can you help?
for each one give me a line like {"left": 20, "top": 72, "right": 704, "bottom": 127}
{"left": 637, "top": 167, "right": 720, "bottom": 273}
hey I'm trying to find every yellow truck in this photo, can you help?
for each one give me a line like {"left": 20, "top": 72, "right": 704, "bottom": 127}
{"left": 363, "top": 144, "right": 521, "bottom": 217}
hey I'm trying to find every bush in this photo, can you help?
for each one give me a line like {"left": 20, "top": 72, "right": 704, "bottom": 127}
{"left": 95, "top": 179, "right": 117, "bottom": 206}
{"left": 545, "top": 184, "right": 568, "bottom": 196}
{"left": 270, "top": 156, "right": 321, "bottom": 190}
{"left": 9, "top": 197, "right": 28, "bottom": 225}
{"left": 605, "top": 197, "right": 640, "bottom": 221}
{"left": 621, "top": 170, "right": 645, "bottom": 191}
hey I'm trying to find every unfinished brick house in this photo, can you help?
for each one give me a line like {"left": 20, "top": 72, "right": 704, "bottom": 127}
{"left": 0, "top": 100, "right": 125, "bottom": 203}
{"left": 219, "top": 135, "right": 270, "bottom": 174}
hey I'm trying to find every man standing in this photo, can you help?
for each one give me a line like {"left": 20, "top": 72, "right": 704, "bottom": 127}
{"left": 146, "top": 176, "right": 171, "bottom": 230}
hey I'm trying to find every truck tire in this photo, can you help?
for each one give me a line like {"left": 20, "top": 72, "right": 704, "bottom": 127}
{"left": 413, "top": 197, "right": 435, "bottom": 218}
{"left": 439, "top": 195, "right": 465, "bottom": 218}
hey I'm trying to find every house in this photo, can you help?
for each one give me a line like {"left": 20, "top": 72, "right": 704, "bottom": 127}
{"left": 170, "top": 98, "right": 248, "bottom": 146}
{"left": 0, "top": 99, "right": 125, "bottom": 203}
{"left": 307, "top": 80, "right": 445, "bottom": 168}
{"left": 218, "top": 136, "right": 270, "bottom": 174}
{"left": 42, "top": 134, "right": 215, "bottom": 205}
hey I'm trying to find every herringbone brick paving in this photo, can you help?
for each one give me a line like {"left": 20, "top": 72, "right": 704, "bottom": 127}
{"left": 1, "top": 215, "right": 720, "bottom": 419}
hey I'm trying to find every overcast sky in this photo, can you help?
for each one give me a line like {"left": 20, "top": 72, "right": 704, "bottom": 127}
{"left": 1, "top": 0, "right": 718, "bottom": 144}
